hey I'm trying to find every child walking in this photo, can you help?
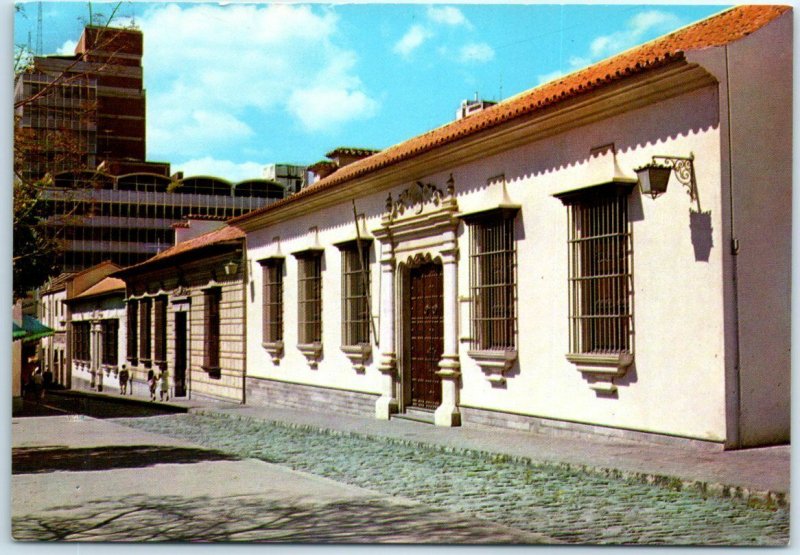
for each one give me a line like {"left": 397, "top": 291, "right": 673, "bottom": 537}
{"left": 147, "top": 369, "right": 157, "bottom": 401}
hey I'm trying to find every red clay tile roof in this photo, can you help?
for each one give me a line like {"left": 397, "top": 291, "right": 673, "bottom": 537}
{"left": 325, "top": 147, "right": 381, "bottom": 158}
{"left": 115, "top": 225, "right": 244, "bottom": 276}
{"left": 229, "top": 5, "right": 790, "bottom": 227}
{"left": 69, "top": 276, "right": 126, "bottom": 301}
{"left": 308, "top": 160, "right": 337, "bottom": 172}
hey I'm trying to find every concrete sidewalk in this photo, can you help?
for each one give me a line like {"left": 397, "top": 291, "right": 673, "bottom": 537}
{"left": 184, "top": 401, "right": 790, "bottom": 506}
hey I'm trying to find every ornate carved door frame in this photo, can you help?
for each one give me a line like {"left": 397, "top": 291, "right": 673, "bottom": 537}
{"left": 372, "top": 177, "right": 462, "bottom": 426}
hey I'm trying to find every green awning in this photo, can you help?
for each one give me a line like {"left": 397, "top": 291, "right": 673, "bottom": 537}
{"left": 13, "top": 315, "right": 54, "bottom": 342}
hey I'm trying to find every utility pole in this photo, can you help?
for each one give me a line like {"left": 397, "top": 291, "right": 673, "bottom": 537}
{"left": 35, "top": 2, "right": 43, "bottom": 55}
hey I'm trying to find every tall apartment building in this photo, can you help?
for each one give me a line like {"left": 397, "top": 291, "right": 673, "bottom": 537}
{"left": 15, "top": 25, "right": 283, "bottom": 273}
{"left": 14, "top": 25, "right": 164, "bottom": 181}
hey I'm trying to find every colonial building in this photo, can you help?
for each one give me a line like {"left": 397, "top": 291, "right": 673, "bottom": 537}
{"left": 230, "top": 6, "right": 791, "bottom": 449}
{"left": 39, "top": 260, "right": 121, "bottom": 388}
{"left": 113, "top": 218, "right": 246, "bottom": 402}
{"left": 65, "top": 275, "right": 127, "bottom": 394}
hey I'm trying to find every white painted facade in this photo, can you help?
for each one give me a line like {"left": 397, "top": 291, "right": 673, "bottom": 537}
{"left": 237, "top": 9, "right": 790, "bottom": 448}
{"left": 69, "top": 290, "right": 127, "bottom": 394}
{"left": 39, "top": 287, "right": 68, "bottom": 386}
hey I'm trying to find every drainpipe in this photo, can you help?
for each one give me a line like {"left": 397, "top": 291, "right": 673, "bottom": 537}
{"left": 241, "top": 241, "right": 247, "bottom": 405}
{"left": 725, "top": 45, "right": 742, "bottom": 449}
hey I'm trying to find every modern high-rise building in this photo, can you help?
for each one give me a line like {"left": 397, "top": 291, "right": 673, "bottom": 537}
{"left": 14, "top": 25, "right": 166, "bottom": 181}
{"left": 14, "top": 25, "right": 284, "bottom": 273}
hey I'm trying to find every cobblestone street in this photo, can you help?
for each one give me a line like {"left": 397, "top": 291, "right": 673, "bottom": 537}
{"left": 113, "top": 413, "right": 789, "bottom": 545}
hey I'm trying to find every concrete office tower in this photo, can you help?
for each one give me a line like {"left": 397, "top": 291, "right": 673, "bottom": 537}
{"left": 14, "top": 25, "right": 169, "bottom": 181}
{"left": 15, "top": 25, "right": 280, "bottom": 273}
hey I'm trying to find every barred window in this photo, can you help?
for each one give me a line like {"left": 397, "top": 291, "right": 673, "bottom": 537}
{"left": 126, "top": 299, "right": 138, "bottom": 363}
{"left": 203, "top": 287, "right": 221, "bottom": 375}
{"left": 296, "top": 252, "right": 323, "bottom": 344}
{"left": 466, "top": 210, "right": 518, "bottom": 351}
{"left": 566, "top": 190, "right": 632, "bottom": 354}
{"left": 101, "top": 319, "right": 118, "bottom": 366}
{"left": 153, "top": 295, "right": 167, "bottom": 363}
{"left": 139, "top": 298, "right": 152, "bottom": 364}
{"left": 72, "top": 321, "right": 90, "bottom": 362}
{"left": 261, "top": 259, "right": 284, "bottom": 344}
{"left": 339, "top": 242, "right": 371, "bottom": 346}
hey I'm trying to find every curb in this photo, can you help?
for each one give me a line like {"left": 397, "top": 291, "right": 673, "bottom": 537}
{"left": 189, "top": 408, "right": 789, "bottom": 510}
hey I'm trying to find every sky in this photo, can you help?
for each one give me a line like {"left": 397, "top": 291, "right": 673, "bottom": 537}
{"left": 13, "top": 1, "right": 732, "bottom": 182}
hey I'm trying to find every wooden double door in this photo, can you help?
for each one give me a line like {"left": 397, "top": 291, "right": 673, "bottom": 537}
{"left": 408, "top": 262, "right": 443, "bottom": 410}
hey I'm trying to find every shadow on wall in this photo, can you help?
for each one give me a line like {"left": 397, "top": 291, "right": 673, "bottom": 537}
{"left": 690, "top": 210, "right": 713, "bottom": 262}
{"left": 11, "top": 493, "right": 552, "bottom": 543}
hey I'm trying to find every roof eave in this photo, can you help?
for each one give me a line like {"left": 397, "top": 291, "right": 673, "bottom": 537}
{"left": 233, "top": 58, "right": 713, "bottom": 232}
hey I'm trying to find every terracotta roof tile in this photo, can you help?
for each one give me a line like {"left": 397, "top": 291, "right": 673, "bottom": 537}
{"left": 325, "top": 147, "right": 381, "bottom": 158}
{"left": 229, "top": 5, "right": 790, "bottom": 227}
{"left": 116, "top": 225, "right": 244, "bottom": 275}
{"left": 70, "top": 276, "right": 126, "bottom": 300}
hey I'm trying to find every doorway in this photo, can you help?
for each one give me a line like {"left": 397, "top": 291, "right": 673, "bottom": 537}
{"left": 407, "top": 261, "right": 443, "bottom": 410}
{"left": 174, "top": 311, "right": 187, "bottom": 397}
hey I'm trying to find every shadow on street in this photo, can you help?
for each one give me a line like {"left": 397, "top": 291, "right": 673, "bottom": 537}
{"left": 13, "top": 445, "right": 242, "bottom": 474}
{"left": 12, "top": 493, "right": 550, "bottom": 543}
{"left": 13, "top": 391, "right": 186, "bottom": 419}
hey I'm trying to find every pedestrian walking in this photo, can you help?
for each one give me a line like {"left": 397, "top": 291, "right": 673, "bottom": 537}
{"left": 147, "top": 369, "right": 157, "bottom": 401}
{"left": 159, "top": 368, "right": 170, "bottom": 402}
{"left": 119, "top": 364, "right": 129, "bottom": 395}
{"left": 31, "top": 368, "right": 44, "bottom": 402}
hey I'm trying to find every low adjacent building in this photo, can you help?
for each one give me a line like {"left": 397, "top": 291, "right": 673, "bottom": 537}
{"left": 39, "top": 260, "right": 121, "bottom": 389}
{"left": 65, "top": 276, "right": 127, "bottom": 394}
{"left": 113, "top": 218, "right": 246, "bottom": 402}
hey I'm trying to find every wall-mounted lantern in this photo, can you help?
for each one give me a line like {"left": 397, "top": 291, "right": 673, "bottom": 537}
{"left": 223, "top": 260, "right": 238, "bottom": 276}
{"left": 634, "top": 153, "right": 697, "bottom": 202}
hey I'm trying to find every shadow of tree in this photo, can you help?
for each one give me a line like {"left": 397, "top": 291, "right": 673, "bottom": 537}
{"left": 13, "top": 445, "right": 242, "bottom": 474}
{"left": 12, "top": 493, "right": 553, "bottom": 543}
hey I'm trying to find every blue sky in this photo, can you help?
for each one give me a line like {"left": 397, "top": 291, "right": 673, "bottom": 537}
{"left": 13, "top": 2, "right": 730, "bottom": 181}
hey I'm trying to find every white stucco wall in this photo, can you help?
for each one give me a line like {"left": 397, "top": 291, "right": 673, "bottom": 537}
{"left": 40, "top": 289, "right": 68, "bottom": 385}
{"left": 70, "top": 295, "right": 127, "bottom": 392}
{"left": 724, "top": 12, "right": 791, "bottom": 446}
{"left": 244, "top": 77, "right": 734, "bottom": 442}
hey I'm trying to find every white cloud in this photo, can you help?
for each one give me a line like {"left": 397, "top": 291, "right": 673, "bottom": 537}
{"left": 537, "top": 10, "right": 683, "bottom": 85}
{"left": 536, "top": 69, "right": 566, "bottom": 85}
{"left": 590, "top": 10, "right": 682, "bottom": 59}
{"left": 393, "top": 25, "right": 431, "bottom": 57}
{"left": 174, "top": 157, "right": 265, "bottom": 182}
{"left": 426, "top": 6, "right": 470, "bottom": 28}
{"left": 458, "top": 42, "right": 494, "bottom": 64}
{"left": 288, "top": 87, "right": 378, "bottom": 133}
{"left": 57, "top": 40, "right": 77, "bottom": 55}
{"left": 395, "top": 6, "right": 474, "bottom": 59}
{"left": 135, "top": 3, "right": 378, "bottom": 158}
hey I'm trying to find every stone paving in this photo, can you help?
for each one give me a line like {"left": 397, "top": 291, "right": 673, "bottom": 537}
{"left": 113, "top": 412, "right": 790, "bottom": 546}
{"left": 13, "top": 415, "right": 547, "bottom": 544}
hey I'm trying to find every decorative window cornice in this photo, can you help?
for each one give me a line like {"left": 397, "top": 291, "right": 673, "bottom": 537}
{"left": 553, "top": 180, "right": 635, "bottom": 206}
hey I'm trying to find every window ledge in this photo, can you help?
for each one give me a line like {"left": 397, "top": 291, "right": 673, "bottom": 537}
{"left": 341, "top": 344, "right": 371, "bottom": 373}
{"left": 566, "top": 352, "right": 633, "bottom": 394}
{"left": 297, "top": 342, "right": 323, "bottom": 368}
{"left": 262, "top": 340, "right": 284, "bottom": 364}
{"left": 468, "top": 349, "right": 518, "bottom": 385}
{"left": 102, "top": 364, "right": 118, "bottom": 375}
